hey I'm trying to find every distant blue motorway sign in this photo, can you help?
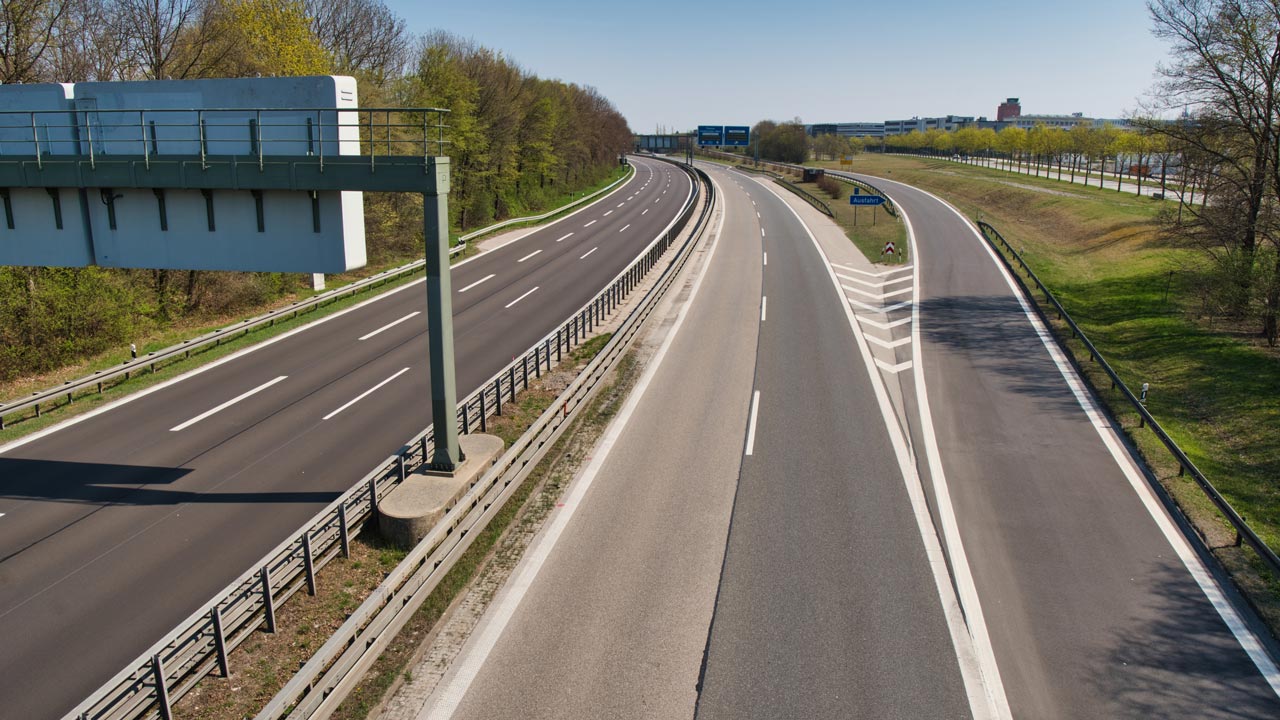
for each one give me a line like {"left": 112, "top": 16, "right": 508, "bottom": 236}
{"left": 724, "top": 126, "right": 750, "bottom": 146}
{"left": 850, "top": 195, "right": 887, "bottom": 206}
{"left": 697, "top": 125, "right": 724, "bottom": 146}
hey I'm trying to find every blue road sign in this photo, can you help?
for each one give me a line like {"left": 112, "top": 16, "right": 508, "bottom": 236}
{"left": 850, "top": 195, "right": 887, "bottom": 206}
{"left": 697, "top": 125, "right": 724, "bottom": 146}
{"left": 724, "top": 126, "right": 750, "bottom": 146}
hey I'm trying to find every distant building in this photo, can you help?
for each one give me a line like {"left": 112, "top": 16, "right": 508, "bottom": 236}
{"left": 883, "top": 115, "right": 974, "bottom": 135}
{"left": 997, "top": 98, "right": 1021, "bottom": 122}
{"left": 1012, "top": 113, "right": 1091, "bottom": 130}
{"left": 808, "top": 122, "right": 885, "bottom": 138}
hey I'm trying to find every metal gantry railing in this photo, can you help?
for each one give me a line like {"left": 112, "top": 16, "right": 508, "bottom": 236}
{"left": 63, "top": 158, "right": 705, "bottom": 720}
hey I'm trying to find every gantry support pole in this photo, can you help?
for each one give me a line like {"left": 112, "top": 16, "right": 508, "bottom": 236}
{"left": 423, "top": 158, "right": 461, "bottom": 471}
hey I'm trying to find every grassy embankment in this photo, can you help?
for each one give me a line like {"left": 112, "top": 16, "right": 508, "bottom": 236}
{"left": 0, "top": 165, "right": 630, "bottom": 445}
{"left": 697, "top": 150, "right": 905, "bottom": 264}
{"left": 818, "top": 153, "right": 1280, "bottom": 625}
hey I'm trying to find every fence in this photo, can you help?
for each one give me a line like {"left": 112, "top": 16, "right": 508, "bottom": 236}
{"left": 976, "top": 220, "right": 1280, "bottom": 579}
{"left": 62, "top": 158, "right": 704, "bottom": 720}
{"left": 774, "top": 176, "right": 834, "bottom": 216}
{"left": 0, "top": 165, "right": 635, "bottom": 432}
{"left": 694, "top": 147, "right": 898, "bottom": 217}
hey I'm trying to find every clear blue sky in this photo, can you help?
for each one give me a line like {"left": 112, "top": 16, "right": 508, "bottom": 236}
{"left": 387, "top": 0, "right": 1169, "bottom": 133}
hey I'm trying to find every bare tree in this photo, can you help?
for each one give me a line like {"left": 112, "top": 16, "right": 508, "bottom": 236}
{"left": 1144, "top": 0, "right": 1280, "bottom": 342}
{"left": 46, "top": 0, "right": 131, "bottom": 80}
{"left": 0, "top": 0, "right": 69, "bottom": 82}
{"left": 303, "top": 0, "right": 407, "bottom": 82}
{"left": 118, "top": 0, "right": 227, "bottom": 79}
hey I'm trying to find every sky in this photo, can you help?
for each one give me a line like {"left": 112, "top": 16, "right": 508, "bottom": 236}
{"left": 387, "top": 0, "right": 1172, "bottom": 133}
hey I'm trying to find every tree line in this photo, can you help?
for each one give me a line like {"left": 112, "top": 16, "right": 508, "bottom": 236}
{"left": 0, "top": 0, "right": 632, "bottom": 383}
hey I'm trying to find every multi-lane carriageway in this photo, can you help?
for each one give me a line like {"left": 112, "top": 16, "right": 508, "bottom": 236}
{"left": 0, "top": 156, "right": 693, "bottom": 719}
{"left": 409, "top": 160, "right": 1280, "bottom": 720}
{"left": 4, "top": 150, "right": 1280, "bottom": 720}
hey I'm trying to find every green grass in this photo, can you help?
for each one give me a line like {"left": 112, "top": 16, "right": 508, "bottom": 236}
{"left": 839, "top": 152, "right": 1280, "bottom": 624}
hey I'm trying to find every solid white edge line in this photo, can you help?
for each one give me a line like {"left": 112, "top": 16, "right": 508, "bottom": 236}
{"left": 753, "top": 176, "right": 1006, "bottom": 720}
{"left": 761, "top": 296, "right": 767, "bottom": 322}
{"left": 358, "top": 311, "right": 421, "bottom": 341}
{"left": 517, "top": 249, "right": 542, "bottom": 263}
{"left": 425, "top": 173, "right": 730, "bottom": 719}
{"left": 169, "top": 375, "right": 288, "bottom": 432}
{"left": 903, "top": 180, "right": 1280, "bottom": 697}
{"left": 457, "top": 274, "right": 496, "bottom": 294}
{"left": 744, "top": 390, "right": 761, "bottom": 456}
{"left": 504, "top": 286, "right": 539, "bottom": 309}
{"left": 579, "top": 248, "right": 598, "bottom": 260}
{"left": 321, "top": 367, "right": 411, "bottom": 421}
{"left": 0, "top": 160, "right": 668, "bottom": 455}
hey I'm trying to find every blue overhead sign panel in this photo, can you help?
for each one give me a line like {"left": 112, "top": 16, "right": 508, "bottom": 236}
{"left": 850, "top": 195, "right": 887, "bottom": 206}
{"left": 697, "top": 125, "right": 724, "bottom": 146}
{"left": 724, "top": 126, "right": 750, "bottom": 146}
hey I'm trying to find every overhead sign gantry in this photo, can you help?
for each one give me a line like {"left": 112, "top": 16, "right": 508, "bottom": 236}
{"left": 0, "top": 76, "right": 467, "bottom": 471}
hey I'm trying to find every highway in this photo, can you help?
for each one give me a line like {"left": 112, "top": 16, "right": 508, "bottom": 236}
{"left": 407, "top": 159, "right": 1280, "bottom": 719}
{"left": 832, "top": 166, "right": 1280, "bottom": 718}
{"left": 418, "top": 162, "right": 976, "bottom": 719}
{"left": 0, "top": 155, "right": 693, "bottom": 719}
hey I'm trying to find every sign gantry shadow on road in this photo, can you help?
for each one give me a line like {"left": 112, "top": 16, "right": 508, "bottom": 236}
{"left": 0, "top": 76, "right": 466, "bottom": 470}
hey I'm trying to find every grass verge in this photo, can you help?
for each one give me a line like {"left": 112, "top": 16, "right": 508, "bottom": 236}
{"left": 834, "top": 152, "right": 1280, "bottom": 633}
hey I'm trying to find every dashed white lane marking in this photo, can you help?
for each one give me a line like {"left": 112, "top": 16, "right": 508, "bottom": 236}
{"left": 760, "top": 228, "right": 766, "bottom": 238}
{"left": 655, "top": 198, "right": 661, "bottom": 203}
{"left": 322, "top": 367, "right": 410, "bottom": 421}
{"left": 358, "top": 311, "right": 421, "bottom": 341}
{"left": 849, "top": 298, "right": 912, "bottom": 314}
{"left": 763, "top": 252, "right": 768, "bottom": 266}
{"left": 505, "top": 286, "right": 539, "bottom": 308}
{"left": 517, "top": 249, "right": 543, "bottom": 263}
{"left": 642, "top": 208, "right": 649, "bottom": 215}
{"left": 170, "top": 375, "right": 288, "bottom": 432}
{"left": 761, "top": 296, "right": 767, "bottom": 322}
{"left": 617, "top": 202, "right": 625, "bottom": 208}
{"left": 619, "top": 224, "right": 630, "bottom": 233}
{"left": 555, "top": 232, "right": 574, "bottom": 243}
{"left": 0, "top": 513, "right": 6, "bottom": 519}
{"left": 424, "top": 175, "right": 731, "bottom": 719}
{"left": 584, "top": 220, "right": 597, "bottom": 227}
{"left": 875, "top": 358, "right": 913, "bottom": 373}
{"left": 580, "top": 247, "right": 598, "bottom": 260}
{"left": 865, "top": 334, "right": 912, "bottom": 349}
{"left": 757, "top": 211, "right": 761, "bottom": 218}
{"left": 744, "top": 390, "right": 761, "bottom": 456}
{"left": 603, "top": 210, "right": 614, "bottom": 217}
{"left": 458, "top": 274, "right": 495, "bottom": 294}
{"left": 859, "top": 315, "right": 913, "bottom": 330}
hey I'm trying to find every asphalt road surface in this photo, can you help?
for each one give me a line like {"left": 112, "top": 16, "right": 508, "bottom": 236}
{"left": 421, "top": 162, "right": 974, "bottom": 719}
{"left": 836, "top": 167, "right": 1280, "bottom": 719}
{"left": 0, "top": 156, "right": 692, "bottom": 719}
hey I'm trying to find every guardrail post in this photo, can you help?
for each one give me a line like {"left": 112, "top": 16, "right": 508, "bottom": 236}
{"left": 522, "top": 355, "right": 529, "bottom": 390}
{"left": 152, "top": 653, "right": 173, "bottom": 720}
{"left": 556, "top": 328, "right": 563, "bottom": 361}
{"left": 260, "top": 566, "right": 276, "bottom": 633}
{"left": 479, "top": 392, "right": 488, "bottom": 432}
{"left": 573, "top": 314, "right": 580, "bottom": 345}
{"left": 302, "top": 532, "right": 316, "bottom": 595}
{"left": 535, "top": 346, "right": 542, "bottom": 378}
{"left": 338, "top": 504, "right": 351, "bottom": 558}
{"left": 508, "top": 365, "right": 516, "bottom": 403}
{"left": 212, "top": 605, "right": 230, "bottom": 677}
{"left": 494, "top": 378, "right": 503, "bottom": 416}
{"left": 462, "top": 402, "right": 471, "bottom": 434}
{"left": 421, "top": 435, "right": 429, "bottom": 465}
{"left": 368, "top": 476, "right": 379, "bottom": 518}
{"left": 397, "top": 455, "right": 406, "bottom": 482}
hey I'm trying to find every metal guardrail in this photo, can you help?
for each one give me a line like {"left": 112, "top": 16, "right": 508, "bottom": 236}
{"left": 0, "top": 167, "right": 636, "bottom": 432}
{"left": 775, "top": 177, "right": 834, "bottom": 217}
{"left": 696, "top": 147, "right": 897, "bottom": 217}
{"left": 976, "top": 220, "right": 1280, "bottom": 578}
{"left": 259, "top": 160, "right": 714, "bottom": 718}
{"left": 62, "top": 159, "right": 704, "bottom": 720}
